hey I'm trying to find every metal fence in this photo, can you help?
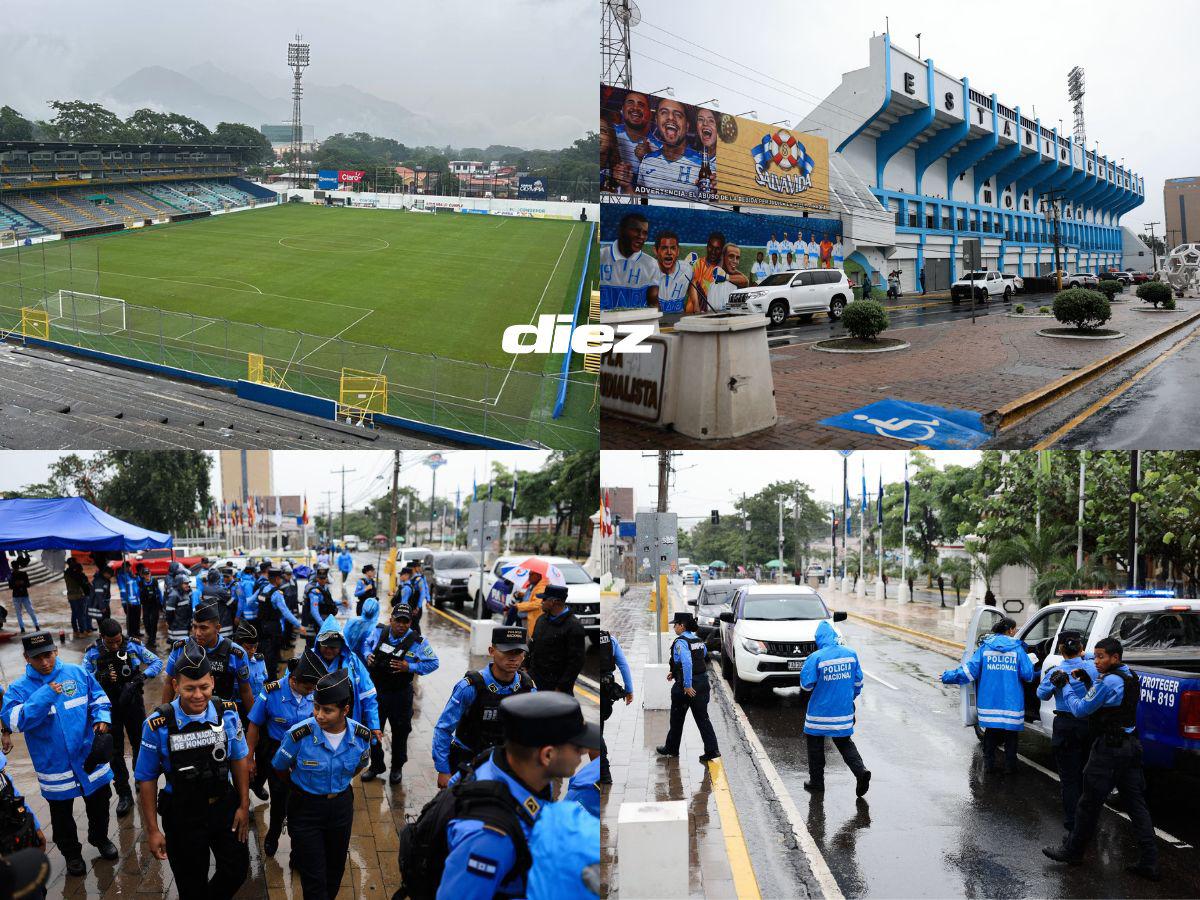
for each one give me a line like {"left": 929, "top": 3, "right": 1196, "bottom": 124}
{"left": 0, "top": 289, "right": 598, "bottom": 449}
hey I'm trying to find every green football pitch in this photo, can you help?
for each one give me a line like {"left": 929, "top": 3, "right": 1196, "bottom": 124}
{"left": 0, "top": 203, "right": 597, "bottom": 448}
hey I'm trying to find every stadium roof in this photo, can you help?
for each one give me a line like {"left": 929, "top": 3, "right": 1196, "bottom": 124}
{"left": 0, "top": 140, "right": 254, "bottom": 154}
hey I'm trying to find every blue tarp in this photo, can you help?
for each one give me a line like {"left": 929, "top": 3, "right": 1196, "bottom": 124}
{"left": 819, "top": 399, "right": 992, "bottom": 449}
{"left": 0, "top": 498, "right": 173, "bottom": 552}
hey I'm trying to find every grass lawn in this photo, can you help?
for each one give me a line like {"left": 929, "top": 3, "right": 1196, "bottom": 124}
{"left": 0, "top": 203, "right": 596, "bottom": 447}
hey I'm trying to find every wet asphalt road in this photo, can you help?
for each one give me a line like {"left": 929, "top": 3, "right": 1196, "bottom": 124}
{"left": 719, "top": 621, "right": 1200, "bottom": 899}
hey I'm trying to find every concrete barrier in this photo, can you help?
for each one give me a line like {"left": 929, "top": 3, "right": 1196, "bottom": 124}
{"left": 469, "top": 619, "right": 494, "bottom": 656}
{"left": 617, "top": 800, "right": 689, "bottom": 899}
{"left": 642, "top": 663, "right": 672, "bottom": 710}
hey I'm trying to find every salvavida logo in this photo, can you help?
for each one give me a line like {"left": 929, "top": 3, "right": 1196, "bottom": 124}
{"left": 502, "top": 314, "right": 652, "bottom": 354}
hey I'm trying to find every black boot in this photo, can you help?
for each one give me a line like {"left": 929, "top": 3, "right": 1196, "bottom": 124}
{"left": 93, "top": 839, "right": 119, "bottom": 861}
{"left": 655, "top": 746, "right": 678, "bottom": 757}
{"left": 115, "top": 793, "right": 134, "bottom": 817}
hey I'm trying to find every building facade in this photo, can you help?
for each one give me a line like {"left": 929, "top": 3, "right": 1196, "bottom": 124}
{"left": 797, "top": 35, "right": 1144, "bottom": 292}
{"left": 1165, "top": 177, "right": 1200, "bottom": 249}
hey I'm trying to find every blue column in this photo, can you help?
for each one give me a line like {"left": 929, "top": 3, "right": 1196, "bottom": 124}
{"left": 914, "top": 79, "right": 970, "bottom": 195}
{"left": 875, "top": 55, "right": 936, "bottom": 187}
{"left": 973, "top": 103, "right": 1023, "bottom": 203}
{"left": 946, "top": 98, "right": 1000, "bottom": 202}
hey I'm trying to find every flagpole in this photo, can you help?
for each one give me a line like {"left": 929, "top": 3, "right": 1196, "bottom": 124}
{"left": 856, "top": 461, "right": 866, "bottom": 598}
{"left": 899, "top": 452, "right": 911, "bottom": 604}
{"left": 875, "top": 477, "right": 885, "bottom": 602}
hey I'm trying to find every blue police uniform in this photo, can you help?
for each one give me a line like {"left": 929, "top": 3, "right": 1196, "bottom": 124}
{"left": 313, "top": 617, "right": 381, "bottom": 731}
{"left": 433, "top": 666, "right": 536, "bottom": 776}
{"left": 0, "top": 750, "right": 43, "bottom": 844}
{"left": 800, "top": 621, "right": 870, "bottom": 791}
{"left": 360, "top": 623, "right": 439, "bottom": 777}
{"left": 247, "top": 677, "right": 316, "bottom": 852}
{"left": 439, "top": 748, "right": 551, "bottom": 900}
{"left": 116, "top": 568, "right": 141, "bottom": 638}
{"left": 942, "top": 631, "right": 1033, "bottom": 771}
{"left": 83, "top": 637, "right": 162, "bottom": 801}
{"left": 272, "top": 716, "right": 372, "bottom": 899}
{"left": 564, "top": 755, "right": 600, "bottom": 818}
{"left": 135, "top": 697, "right": 250, "bottom": 899}
{"left": 306, "top": 580, "right": 340, "bottom": 632}
{"left": 245, "top": 652, "right": 268, "bottom": 700}
{"left": 1037, "top": 652, "right": 1099, "bottom": 829}
{"left": 354, "top": 574, "right": 378, "bottom": 616}
{"left": 165, "top": 637, "right": 250, "bottom": 706}
{"left": 659, "top": 628, "right": 719, "bottom": 760}
{"left": 525, "top": 799, "right": 601, "bottom": 899}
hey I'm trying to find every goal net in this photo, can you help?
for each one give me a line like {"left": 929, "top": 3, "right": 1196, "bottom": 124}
{"left": 52, "top": 289, "right": 127, "bottom": 335}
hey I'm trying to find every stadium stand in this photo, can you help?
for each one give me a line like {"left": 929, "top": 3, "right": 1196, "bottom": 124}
{"left": 0, "top": 202, "right": 46, "bottom": 238}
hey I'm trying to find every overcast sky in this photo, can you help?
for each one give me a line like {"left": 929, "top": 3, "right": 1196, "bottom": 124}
{"left": 0, "top": 450, "right": 549, "bottom": 514}
{"left": 627, "top": 0, "right": 1195, "bottom": 232}
{"left": 0, "top": 0, "right": 592, "bottom": 148}
{"left": 601, "top": 450, "right": 981, "bottom": 523}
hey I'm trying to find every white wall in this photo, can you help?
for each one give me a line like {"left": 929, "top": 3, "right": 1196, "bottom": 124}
{"left": 259, "top": 185, "right": 599, "bottom": 222}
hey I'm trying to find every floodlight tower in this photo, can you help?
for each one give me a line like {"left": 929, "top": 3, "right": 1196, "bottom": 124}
{"left": 1067, "top": 66, "right": 1086, "bottom": 145}
{"left": 287, "top": 34, "right": 310, "bottom": 183}
{"left": 601, "top": 0, "right": 639, "bottom": 89}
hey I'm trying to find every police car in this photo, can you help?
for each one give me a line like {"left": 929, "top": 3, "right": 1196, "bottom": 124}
{"left": 717, "top": 584, "right": 847, "bottom": 703}
{"left": 960, "top": 591, "right": 1200, "bottom": 771}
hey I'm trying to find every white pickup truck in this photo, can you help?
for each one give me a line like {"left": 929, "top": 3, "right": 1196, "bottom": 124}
{"left": 950, "top": 270, "right": 1011, "bottom": 303}
{"left": 960, "top": 591, "right": 1200, "bottom": 772}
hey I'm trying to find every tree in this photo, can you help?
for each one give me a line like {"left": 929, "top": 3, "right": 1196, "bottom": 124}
{"left": 125, "top": 109, "right": 211, "bottom": 144}
{"left": 100, "top": 451, "right": 213, "bottom": 534}
{"left": 0, "top": 105, "right": 33, "bottom": 141}
{"left": 940, "top": 557, "right": 972, "bottom": 605}
{"left": 212, "top": 122, "right": 274, "bottom": 164}
{"left": 991, "top": 524, "right": 1074, "bottom": 608}
{"left": 45, "top": 101, "right": 130, "bottom": 142}
{"left": 1138, "top": 232, "right": 1166, "bottom": 257}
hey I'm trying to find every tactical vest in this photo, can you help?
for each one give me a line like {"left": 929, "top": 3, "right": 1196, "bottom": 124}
{"left": 257, "top": 588, "right": 282, "bottom": 631}
{"left": 670, "top": 635, "right": 707, "bottom": 686}
{"left": 597, "top": 632, "right": 626, "bottom": 704}
{"left": 0, "top": 774, "right": 38, "bottom": 854}
{"left": 201, "top": 583, "right": 234, "bottom": 629}
{"left": 311, "top": 585, "right": 338, "bottom": 620}
{"left": 454, "top": 670, "right": 534, "bottom": 755}
{"left": 1091, "top": 668, "right": 1140, "bottom": 742}
{"left": 137, "top": 579, "right": 159, "bottom": 607}
{"left": 168, "top": 590, "right": 193, "bottom": 631}
{"left": 368, "top": 627, "right": 420, "bottom": 692}
{"left": 283, "top": 581, "right": 300, "bottom": 613}
{"left": 154, "top": 700, "right": 236, "bottom": 801}
{"left": 92, "top": 639, "right": 144, "bottom": 695}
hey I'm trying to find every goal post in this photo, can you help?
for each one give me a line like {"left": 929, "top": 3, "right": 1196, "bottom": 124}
{"left": 54, "top": 289, "right": 127, "bottom": 335}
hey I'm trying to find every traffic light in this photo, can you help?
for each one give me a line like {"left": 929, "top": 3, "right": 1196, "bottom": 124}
{"left": 711, "top": 510, "right": 720, "bottom": 525}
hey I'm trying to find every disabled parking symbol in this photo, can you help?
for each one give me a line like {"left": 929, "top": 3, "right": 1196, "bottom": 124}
{"left": 820, "top": 399, "right": 991, "bottom": 448}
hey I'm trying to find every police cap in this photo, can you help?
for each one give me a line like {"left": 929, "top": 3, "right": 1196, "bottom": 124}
{"left": 233, "top": 620, "right": 258, "bottom": 643}
{"left": 175, "top": 641, "right": 212, "bottom": 679}
{"left": 543, "top": 584, "right": 569, "bottom": 602}
{"left": 671, "top": 611, "right": 696, "bottom": 627}
{"left": 316, "top": 564, "right": 330, "bottom": 576}
{"left": 243, "top": 563, "right": 255, "bottom": 574}
{"left": 0, "top": 848, "right": 52, "bottom": 898}
{"left": 499, "top": 692, "right": 602, "bottom": 750}
{"left": 21, "top": 631, "right": 55, "bottom": 657}
{"left": 491, "top": 626, "right": 528, "bottom": 652}
{"left": 268, "top": 567, "right": 284, "bottom": 579}
{"left": 290, "top": 649, "right": 327, "bottom": 684}
{"left": 314, "top": 669, "right": 353, "bottom": 706}
{"left": 258, "top": 560, "right": 272, "bottom": 572}
{"left": 221, "top": 566, "right": 235, "bottom": 577}
{"left": 193, "top": 601, "right": 220, "bottom": 623}
{"left": 390, "top": 603, "right": 413, "bottom": 621}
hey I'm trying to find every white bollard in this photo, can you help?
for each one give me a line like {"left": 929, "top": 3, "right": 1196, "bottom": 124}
{"left": 855, "top": 577, "right": 866, "bottom": 599}
{"left": 469, "top": 619, "right": 494, "bottom": 656}
{"left": 642, "top": 663, "right": 672, "bottom": 710}
{"left": 840, "top": 574, "right": 852, "bottom": 594}
{"left": 618, "top": 800, "right": 689, "bottom": 899}
{"left": 897, "top": 582, "right": 911, "bottom": 604}
{"left": 875, "top": 579, "right": 885, "bottom": 602}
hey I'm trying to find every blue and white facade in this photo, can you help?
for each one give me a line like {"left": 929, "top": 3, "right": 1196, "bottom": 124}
{"left": 797, "top": 36, "right": 1145, "bottom": 292}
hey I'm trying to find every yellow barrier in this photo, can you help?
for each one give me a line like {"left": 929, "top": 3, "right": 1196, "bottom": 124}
{"left": 247, "top": 352, "right": 290, "bottom": 390}
{"left": 20, "top": 307, "right": 49, "bottom": 340}
{"left": 338, "top": 368, "right": 387, "bottom": 425}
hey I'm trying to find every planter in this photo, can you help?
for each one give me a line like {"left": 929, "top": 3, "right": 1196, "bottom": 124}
{"left": 811, "top": 337, "right": 911, "bottom": 354}
{"left": 1035, "top": 327, "right": 1126, "bottom": 340}
{"left": 1006, "top": 313, "right": 1053, "bottom": 319}
{"left": 1131, "top": 306, "right": 1178, "bottom": 313}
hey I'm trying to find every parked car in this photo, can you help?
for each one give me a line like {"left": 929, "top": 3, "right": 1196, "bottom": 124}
{"left": 691, "top": 578, "right": 755, "bottom": 650}
{"left": 804, "top": 564, "right": 826, "bottom": 583}
{"left": 680, "top": 564, "right": 704, "bottom": 585}
{"left": 1001, "top": 273, "right": 1024, "bottom": 293}
{"left": 106, "top": 548, "right": 202, "bottom": 578}
{"left": 429, "top": 550, "right": 479, "bottom": 609}
{"left": 1047, "top": 271, "right": 1100, "bottom": 288}
{"left": 726, "top": 268, "right": 853, "bottom": 326}
{"left": 1107, "top": 271, "right": 1133, "bottom": 285}
{"left": 342, "top": 535, "right": 360, "bottom": 551}
{"left": 718, "top": 584, "right": 848, "bottom": 703}
{"left": 951, "top": 270, "right": 1010, "bottom": 303}
{"left": 473, "top": 555, "right": 602, "bottom": 641}
{"left": 1132, "top": 271, "right": 1153, "bottom": 285}
{"left": 960, "top": 592, "right": 1200, "bottom": 772}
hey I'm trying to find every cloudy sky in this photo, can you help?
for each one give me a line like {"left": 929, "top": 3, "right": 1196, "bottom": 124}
{"left": 601, "top": 450, "right": 981, "bottom": 524}
{"left": 0, "top": 0, "right": 592, "bottom": 148}
{"left": 627, "top": 0, "right": 1195, "bottom": 231}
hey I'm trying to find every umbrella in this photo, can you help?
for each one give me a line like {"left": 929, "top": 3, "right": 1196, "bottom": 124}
{"left": 708, "top": 560, "right": 727, "bottom": 569}
{"left": 504, "top": 556, "right": 566, "bottom": 592}
{"left": 765, "top": 560, "right": 784, "bottom": 568}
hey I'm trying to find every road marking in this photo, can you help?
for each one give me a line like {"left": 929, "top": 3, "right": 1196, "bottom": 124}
{"left": 707, "top": 757, "right": 763, "bottom": 900}
{"left": 1032, "top": 326, "right": 1200, "bottom": 449}
{"left": 846, "top": 611, "right": 965, "bottom": 655}
{"left": 1015, "top": 753, "right": 1193, "bottom": 849}
{"left": 426, "top": 604, "right": 599, "bottom": 705}
{"left": 862, "top": 669, "right": 899, "bottom": 690}
{"left": 714, "top": 675, "right": 845, "bottom": 900}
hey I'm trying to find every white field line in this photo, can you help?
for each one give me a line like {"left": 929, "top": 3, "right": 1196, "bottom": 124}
{"left": 478, "top": 224, "right": 577, "bottom": 406}
{"left": 290, "top": 308, "right": 376, "bottom": 368}
{"left": 171, "top": 319, "right": 220, "bottom": 341}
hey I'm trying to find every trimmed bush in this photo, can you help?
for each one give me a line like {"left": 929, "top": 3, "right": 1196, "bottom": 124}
{"left": 1097, "top": 279, "right": 1122, "bottom": 302}
{"left": 1014, "top": 303, "right": 1025, "bottom": 314}
{"left": 1137, "top": 281, "right": 1174, "bottom": 309}
{"left": 1052, "top": 288, "right": 1111, "bottom": 331}
{"left": 841, "top": 299, "right": 890, "bottom": 341}
{"left": 1039, "top": 305, "right": 1051, "bottom": 315}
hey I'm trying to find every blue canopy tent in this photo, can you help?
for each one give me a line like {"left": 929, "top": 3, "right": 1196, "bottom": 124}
{"left": 0, "top": 498, "right": 173, "bottom": 552}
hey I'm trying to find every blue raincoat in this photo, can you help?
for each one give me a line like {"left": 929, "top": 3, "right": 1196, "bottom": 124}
{"left": 942, "top": 633, "right": 1034, "bottom": 730}
{"left": 343, "top": 597, "right": 380, "bottom": 659}
{"left": 314, "top": 614, "right": 379, "bottom": 731}
{"left": 800, "top": 620, "right": 863, "bottom": 738}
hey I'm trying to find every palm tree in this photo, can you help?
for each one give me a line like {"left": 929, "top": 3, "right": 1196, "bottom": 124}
{"left": 991, "top": 525, "right": 1074, "bottom": 608}
{"left": 965, "top": 540, "right": 1006, "bottom": 607}
{"left": 1031, "top": 558, "right": 1112, "bottom": 607}
{"left": 940, "top": 558, "right": 973, "bottom": 606}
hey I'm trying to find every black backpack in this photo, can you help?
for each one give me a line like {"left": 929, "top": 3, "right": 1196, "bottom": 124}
{"left": 393, "top": 754, "right": 533, "bottom": 899}
{"left": 0, "top": 775, "right": 38, "bottom": 855}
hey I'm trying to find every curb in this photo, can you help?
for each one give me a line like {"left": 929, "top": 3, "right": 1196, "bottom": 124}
{"left": 1034, "top": 328, "right": 1126, "bottom": 341}
{"left": 983, "top": 308, "right": 1200, "bottom": 430}
{"left": 810, "top": 339, "right": 910, "bottom": 355}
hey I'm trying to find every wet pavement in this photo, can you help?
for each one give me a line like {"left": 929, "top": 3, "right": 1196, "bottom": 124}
{"left": 0, "top": 559, "right": 596, "bottom": 898}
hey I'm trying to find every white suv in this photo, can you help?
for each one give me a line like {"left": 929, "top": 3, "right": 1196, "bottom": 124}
{"left": 717, "top": 583, "right": 847, "bottom": 703}
{"left": 727, "top": 268, "right": 853, "bottom": 326}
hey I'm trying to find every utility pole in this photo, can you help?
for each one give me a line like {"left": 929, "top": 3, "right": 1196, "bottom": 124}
{"left": 1047, "top": 189, "right": 1066, "bottom": 290}
{"left": 1129, "top": 450, "right": 1141, "bottom": 590}
{"left": 321, "top": 490, "right": 335, "bottom": 543}
{"left": 330, "top": 465, "right": 356, "bottom": 547}
{"left": 777, "top": 495, "right": 785, "bottom": 585}
{"left": 1144, "top": 222, "right": 1161, "bottom": 273}
{"left": 388, "top": 451, "right": 401, "bottom": 549}
{"left": 1076, "top": 453, "right": 1086, "bottom": 572}
{"left": 657, "top": 450, "right": 670, "bottom": 512}
{"left": 793, "top": 489, "right": 803, "bottom": 578}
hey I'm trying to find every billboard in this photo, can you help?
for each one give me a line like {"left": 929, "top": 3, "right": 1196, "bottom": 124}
{"left": 600, "top": 84, "right": 830, "bottom": 211}
{"left": 317, "top": 169, "right": 339, "bottom": 190}
{"left": 518, "top": 176, "right": 548, "bottom": 200}
{"left": 338, "top": 170, "right": 366, "bottom": 184}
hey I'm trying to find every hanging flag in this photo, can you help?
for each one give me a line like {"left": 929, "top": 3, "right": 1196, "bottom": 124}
{"left": 275, "top": 495, "right": 282, "bottom": 525}
{"left": 247, "top": 497, "right": 256, "bottom": 527}
{"left": 601, "top": 490, "right": 613, "bottom": 537}
{"left": 302, "top": 494, "right": 310, "bottom": 526}
{"left": 903, "top": 457, "right": 911, "bottom": 525}
{"left": 472, "top": 470, "right": 477, "bottom": 501}
{"left": 877, "top": 470, "right": 884, "bottom": 528}
{"left": 861, "top": 460, "right": 868, "bottom": 514}
{"left": 510, "top": 471, "right": 519, "bottom": 512}
{"left": 1038, "top": 449, "right": 1052, "bottom": 477}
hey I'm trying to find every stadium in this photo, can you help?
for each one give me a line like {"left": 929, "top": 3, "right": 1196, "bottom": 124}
{"left": 0, "top": 140, "right": 597, "bottom": 449}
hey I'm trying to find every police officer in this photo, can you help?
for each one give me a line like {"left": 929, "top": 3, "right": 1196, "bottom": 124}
{"left": 1035, "top": 630, "right": 1097, "bottom": 832}
{"left": 389, "top": 566, "right": 414, "bottom": 616}
{"left": 941, "top": 616, "right": 1033, "bottom": 773}
{"left": 435, "top": 691, "right": 602, "bottom": 899}
{"left": 656, "top": 612, "right": 720, "bottom": 764}
{"left": 88, "top": 564, "right": 114, "bottom": 629}
{"left": 408, "top": 562, "right": 430, "bottom": 632}
{"left": 433, "top": 626, "right": 536, "bottom": 788}
{"left": 280, "top": 562, "right": 302, "bottom": 651}
{"left": 359, "top": 603, "right": 439, "bottom": 784}
{"left": 116, "top": 561, "right": 141, "bottom": 638}
{"left": 311, "top": 615, "right": 384, "bottom": 756}
{"left": 597, "top": 629, "right": 632, "bottom": 784}
{"left": 135, "top": 564, "right": 164, "bottom": 651}
{"left": 272, "top": 670, "right": 373, "bottom": 898}
{"left": 526, "top": 584, "right": 586, "bottom": 694}
{"left": 135, "top": 643, "right": 251, "bottom": 899}
{"left": 237, "top": 563, "right": 257, "bottom": 606}
{"left": 0, "top": 748, "right": 46, "bottom": 855}
{"left": 0, "top": 631, "right": 117, "bottom": 877}
{"left": 336, "top": 546, "right": 354, "bottom": 596}
{"left": 253, "top": 567, "right": 306, "bottom": 678}
{"left": 354, "top": 564, "right": 378, "bottom": 617}
{"left": 247, "top": 650, "right": 325, "bottom": 857}
{"left": 163, "top": 602, "right": 255, "bottom": 714}
{"left": 800, "top": 620, "right": 870, "bottom": 795}
{"left": 1042, "top": 636, "right": 1159, "bottom": 879}
{"left": 564, "top": 751, "right": 601, "bottom": 817}
{"left": 306, "top": 565, "right": 340, "bottom": 637}
{"left": 164, "top": 573, "right": 195, "bottom": 645}
{"left": 234, "top": 621, "right": 269, "bottom": 701}
{"left": 83, "top": 617, "right": 163, "bottom": 817}
{"left": 200, "top": 568, "right": 236, "bottom": 640}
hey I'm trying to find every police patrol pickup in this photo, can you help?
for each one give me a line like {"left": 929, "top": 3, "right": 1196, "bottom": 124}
{"left": 950, "top": 270, "right": 1011, "bottom": 303}
{"left": 960, "top": 591, "right": 1200, "bottom": 771}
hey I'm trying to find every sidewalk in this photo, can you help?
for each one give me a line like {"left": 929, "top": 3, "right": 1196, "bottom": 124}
{"left": 817, "top": 583, "right": 968, "bottom": 654}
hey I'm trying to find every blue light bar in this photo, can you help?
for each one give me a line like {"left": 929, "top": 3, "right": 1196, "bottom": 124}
{"left": 1118, "top": 589, "right": 1176, "bottom": 598}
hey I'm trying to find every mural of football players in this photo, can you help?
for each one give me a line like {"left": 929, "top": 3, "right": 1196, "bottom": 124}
{"left": 779, "top": 232, "right": 795, "bottom": 268}
{"left": 706, "top": 244, "right": 744, "bottom": 312}
{"left": 819, "top": 232, "right": 834, "bottom": 268}
{"left": 610, "top": 91, "right": 659, "bottom": 193}
{"left": 599, "top": 212, "right": 660, "bottom": 310}
{"left": 636, "top": 99, "right": 703, "bottom": 199}
{"left": 694, "top": 107, "right": 719, "bottom": 195}
{"left": 652, "top": 230, "right": 698, "bottom": 315}
{"left": 751, "top": 251, "right": 769, "bottom": 285}
{"left": 807, "top": 232, "right": 821, "bottom": 268}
